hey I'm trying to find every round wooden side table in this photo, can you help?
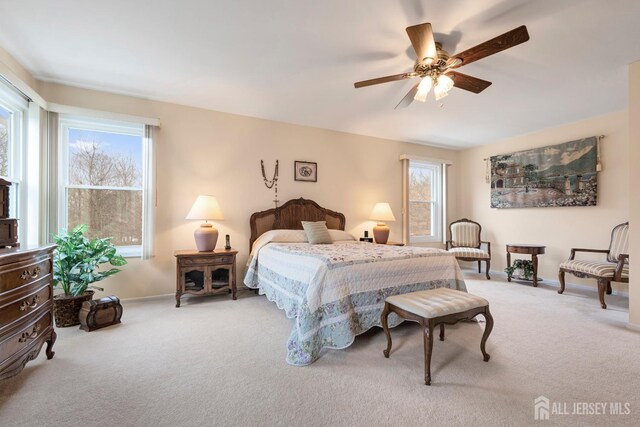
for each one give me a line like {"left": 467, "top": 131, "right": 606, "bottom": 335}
{"left": 506, "top": 244, "right": 546, "bottom": 287}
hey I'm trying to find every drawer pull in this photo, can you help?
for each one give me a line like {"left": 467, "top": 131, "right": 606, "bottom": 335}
{"left": 20, "top": 267, "right": 42, "bottom": 280}
{"left": 18, "top": 324, "right": 41, "bottom": 342}
{"left": 19, "top": 295, "right": 41, "bottom": 311}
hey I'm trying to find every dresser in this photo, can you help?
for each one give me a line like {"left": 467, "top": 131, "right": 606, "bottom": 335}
{"left": 0, "top": 245, "right": 57, "bottom": 380}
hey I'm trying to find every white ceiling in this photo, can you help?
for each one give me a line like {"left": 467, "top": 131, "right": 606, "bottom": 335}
{"left": 1, "top": 0, "right": 639, "bottom": 148}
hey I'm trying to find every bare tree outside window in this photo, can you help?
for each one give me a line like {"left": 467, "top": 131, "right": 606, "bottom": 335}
{"left": 409, "top": 166, "right": 434, "bottom": 237}
{"left": 0, "top": 108, "right": 10, "bottom": 178}
{"left": 66, "top": 128, "right": 143, "bottom": 248}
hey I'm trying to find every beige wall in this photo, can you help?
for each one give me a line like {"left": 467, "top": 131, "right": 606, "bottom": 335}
{"left": 39, "top": 82, "right": 459, "bottom": 299}
{"left": 629, "top": 61, "right": 640, "bottom": 326}
{"left": 0, "top": 46, "right": 43, "bottom": 105}
{"left": 457, "top": 112, "right": 629, "bottom": 293}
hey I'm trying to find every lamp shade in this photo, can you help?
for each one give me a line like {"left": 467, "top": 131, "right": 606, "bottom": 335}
{"left": 369, "top": 202, "right": 396, "bottom": 222}
{"left": 186, "top": 195, "right": 224, "bottom": 221}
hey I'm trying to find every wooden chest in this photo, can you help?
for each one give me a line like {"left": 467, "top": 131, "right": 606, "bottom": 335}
{"left": 0, "top": 219, "right": 18, "bottom": 248}
{"left": 79, "top": 296, "right": 123, "bottom": 331}
{"left": 0, "top": 178, "right": 9, "bottom": 219}
{"left": 0, "top": 245, "right": 57, "bottom": 380}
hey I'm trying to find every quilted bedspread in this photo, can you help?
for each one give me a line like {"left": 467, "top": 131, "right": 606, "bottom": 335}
{"left": 244, "top": 241, "right": 466, "bottom": 365}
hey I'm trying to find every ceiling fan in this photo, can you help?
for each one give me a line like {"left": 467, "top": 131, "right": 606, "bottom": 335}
{"left": 354, "top": 23, "right": 530, "bottom": 108}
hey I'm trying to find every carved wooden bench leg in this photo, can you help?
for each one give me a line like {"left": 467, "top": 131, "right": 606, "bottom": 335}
{"left": 424, "top": 321, "right": 434, "bottom": 386}
{"left": 480, "top": 307, "right": 494, "bottom": 362}
{"left": 439, "top": 323, "right": 445, "bottom": 341}
{"left": 558, "top": 270, "right": 565, "bottom": 294}
{"left": 381, "top": 302, "right": 392, "bottom": 358}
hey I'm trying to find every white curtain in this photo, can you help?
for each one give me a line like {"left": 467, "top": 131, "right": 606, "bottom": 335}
{"left": 141, "top": 125, "right": 156, "bottom": 260}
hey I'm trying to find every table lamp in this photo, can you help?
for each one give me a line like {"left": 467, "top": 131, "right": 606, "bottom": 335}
{"left": 186, "top": 195, "right": 224, "bottom": 251}
{"left": 369, "top": 202, "right": 396, "bottom": 244}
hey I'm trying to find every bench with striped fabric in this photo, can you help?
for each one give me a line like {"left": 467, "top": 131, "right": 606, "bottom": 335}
{"left": 381, "top": 287, "right": 494, "bottom": 386}
{"left": 558, "top": 222, "right": 629, "bottom": 309}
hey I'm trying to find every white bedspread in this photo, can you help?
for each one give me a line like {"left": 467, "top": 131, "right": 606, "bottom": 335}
{"left": 244, "top": 231, "right": 466, "bottom": 365}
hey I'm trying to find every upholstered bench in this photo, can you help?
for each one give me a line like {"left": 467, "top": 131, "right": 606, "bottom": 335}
{"left": 381, "top": 287, "right": 494, "bottom": 385}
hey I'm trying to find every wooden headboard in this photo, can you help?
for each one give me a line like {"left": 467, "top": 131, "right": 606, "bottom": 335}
{"left": 249, "top": 198, "right": 346, "bottom": 249}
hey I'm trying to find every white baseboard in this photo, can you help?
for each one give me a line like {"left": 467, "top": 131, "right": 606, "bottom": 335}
{"left": 472, "top": 268, "right": 629, "bottom": 297}
{"left": 627, "top": 323, "right": 640, "bottom": 332}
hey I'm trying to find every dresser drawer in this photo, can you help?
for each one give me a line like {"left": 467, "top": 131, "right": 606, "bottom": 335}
{"left": 0, "top": 309, "right": 52, "bottom": 364}
{"left": 0, "top": 258, "right": 52, "bottom": 294}
{"left": 179, "top": 255, "right": 234, "bottom": 266}
{"left": 212, "top": 255, "right": 234, "bottom": 265}
{"left": 0, "top": 284, "right": 51, "bottom": 333}
{"left": 179, "top": 257, "right": 212, "bottom": 267}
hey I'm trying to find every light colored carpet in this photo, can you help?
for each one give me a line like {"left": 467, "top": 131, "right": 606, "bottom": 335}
{"left": 1, "top": 271, "right": 638, "bottom": 427}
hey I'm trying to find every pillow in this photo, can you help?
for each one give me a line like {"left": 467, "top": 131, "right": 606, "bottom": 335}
{"left": 328, "top": 230, "right": 356, "bottom": 242}
{"left": 250, "top": 230, "right": 308, "bottom": 255}
{"left": 301, "top": 221, "right": 333, "bottom": 244}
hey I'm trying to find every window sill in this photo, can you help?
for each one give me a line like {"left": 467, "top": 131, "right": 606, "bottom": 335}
{"left": 117, "top": 245, "right": 142, "bottom": 258}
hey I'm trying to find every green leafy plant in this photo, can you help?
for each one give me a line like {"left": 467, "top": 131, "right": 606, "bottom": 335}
{"left": 52, "top": 224, "right": 128, "bottom": 297}
{"left": 505, "top": 259, "right": 534, "bottom": 280}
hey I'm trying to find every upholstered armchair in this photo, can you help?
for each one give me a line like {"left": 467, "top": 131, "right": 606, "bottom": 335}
{"left": 558, "top": 222, "right": 629, "bottom": 309}
{"left": 446, "top": 218, "right": 491, "bottom": 280}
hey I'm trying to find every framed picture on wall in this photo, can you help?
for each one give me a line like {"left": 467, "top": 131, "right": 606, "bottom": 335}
{"left": 294, "top": 161, "right": 317, "bottom": 182}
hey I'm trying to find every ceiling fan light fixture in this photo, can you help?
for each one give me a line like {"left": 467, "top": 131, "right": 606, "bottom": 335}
{"left": 413, "top": 77, "right": 432, "bottom": 102}
{"left": 434, "top": 74, "right": 454, "bottom": 101}
{"left": 354, "top": 23, "right": 529, "bottom": 108}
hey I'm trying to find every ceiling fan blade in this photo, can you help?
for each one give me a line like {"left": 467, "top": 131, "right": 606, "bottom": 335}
{"left": 395, "top": 83, "right": 420, "bottom": 109}
{"left": 447, "top": 71, "right": 492, "bottom": 93}
{"left": 406, "top": 23, "right": 438, "bottom": 64}
{"left": 354, "top": 73, "right": 413, "bottom": 88}
{"left": 449, "top": 25, "right": 529, "bottom": 68}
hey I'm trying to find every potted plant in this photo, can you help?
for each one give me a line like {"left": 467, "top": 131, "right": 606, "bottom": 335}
{"left": 52, "top": 224, "right": 127, "bottom": 327}
{"left": 504, "top": 259, "right": 534, "bottom": 281}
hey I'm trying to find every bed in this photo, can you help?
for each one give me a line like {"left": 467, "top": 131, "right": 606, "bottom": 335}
{"left": 244, "top": 198, "right": 466, "bottom": 365}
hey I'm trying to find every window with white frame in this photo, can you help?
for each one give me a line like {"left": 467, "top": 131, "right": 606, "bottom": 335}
{"left": 58, "top": 115, "right": 152, "bottom": 257}
{"left": 0, "top": 80, "right": 28, "bottom": 229}
{"left": 407, "top": 160, "right": 442, "bottom": 243}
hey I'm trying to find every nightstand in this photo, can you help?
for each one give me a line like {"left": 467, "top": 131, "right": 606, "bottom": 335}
{"left": 174, "top": 248, "right": 238, "bottom": 307}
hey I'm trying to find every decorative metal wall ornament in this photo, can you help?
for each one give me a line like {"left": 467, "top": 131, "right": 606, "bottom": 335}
{"left": 490, "top": 136, "right": 598, "bottom": 209}
{"left": 261, "top": 160, "right": 279, "bottom": 207}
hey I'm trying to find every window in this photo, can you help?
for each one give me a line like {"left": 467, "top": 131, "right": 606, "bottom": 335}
{"left": 406, "top": 160, "right": 443, "bottom": 243}
{"left": 58, "top": 115, "right": 151, "bottom": 257}
{"left": 0, "top": 80, "right": 28, "bottom": 225}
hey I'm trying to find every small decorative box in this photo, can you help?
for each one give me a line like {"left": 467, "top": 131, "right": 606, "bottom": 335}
{"left": 79, "top": 295, "right": 123, "bottom": 332}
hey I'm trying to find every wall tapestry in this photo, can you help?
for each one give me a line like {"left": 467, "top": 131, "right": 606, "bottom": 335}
{"left": 490, "top": 136, "right": 597, "bottom": 209}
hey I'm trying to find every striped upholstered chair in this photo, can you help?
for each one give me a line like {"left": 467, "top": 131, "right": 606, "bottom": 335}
{"left": 558, "top": 222, "right": 629, "bottom": 309}
{"left": 446, "top": 219, "right": 491, "bottom": 280}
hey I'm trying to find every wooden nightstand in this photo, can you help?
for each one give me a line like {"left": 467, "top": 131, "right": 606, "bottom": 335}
{"left": 174, "top": 249, "right": 238, "bottom": 307}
